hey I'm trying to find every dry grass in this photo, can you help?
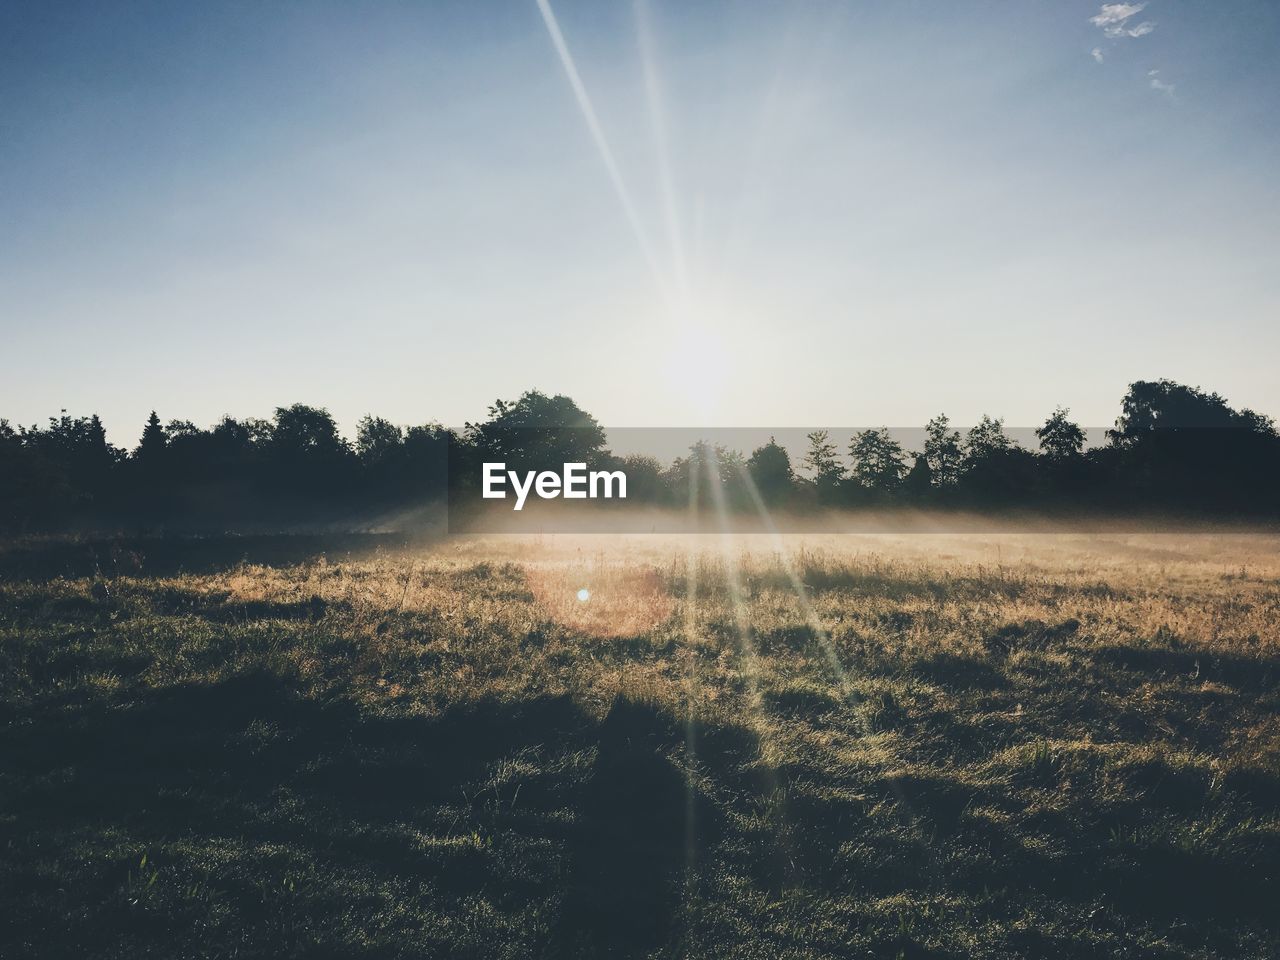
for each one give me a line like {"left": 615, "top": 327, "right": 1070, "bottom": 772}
{"left": 1, "top": 532, "right": 1278, "bottom": 958}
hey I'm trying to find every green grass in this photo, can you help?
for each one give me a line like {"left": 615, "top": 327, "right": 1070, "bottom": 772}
{"left": 1, "top": 533, "right": 1278, "bottom": 958}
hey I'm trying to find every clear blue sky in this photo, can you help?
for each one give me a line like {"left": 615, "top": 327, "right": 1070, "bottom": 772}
{"left": 3, "top": 1, "right": 1278, "bottom": 445}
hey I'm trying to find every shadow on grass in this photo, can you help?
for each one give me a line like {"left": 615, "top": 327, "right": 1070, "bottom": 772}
{"left": 549, "top": 698, "right": 725, "bottom": 958}
{"left": 1094, "top": 643, "right": 1278, "bottom": 693}
{"left": 0, "top": 533, "right": 420, "bottom": 581}
{"left": 2, "top": 668, "right": 1276, "bottom": 957}
{"left": 0, "top": 675, "right": 742, "bottom": 958}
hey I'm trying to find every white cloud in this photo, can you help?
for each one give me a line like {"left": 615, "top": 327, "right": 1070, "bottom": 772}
{"left": 1148, "top": 69, "right": 1176, "bottom": 96}
{"left": 1089, "top": 3, "right": 1171, "bottom": 93}
{"left": 1090, "top": 3, "right": 1156, "bottom": 39}
{"left": 1090, "top": 3, "right": 1146, "bottom": 28}
{"left": 1108, "top": 20, "right": 1155, "bottom": 38}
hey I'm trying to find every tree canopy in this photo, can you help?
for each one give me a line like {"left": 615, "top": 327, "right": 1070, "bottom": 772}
{"left": 2, "top": 378, "right": 1277, "bottom": 533}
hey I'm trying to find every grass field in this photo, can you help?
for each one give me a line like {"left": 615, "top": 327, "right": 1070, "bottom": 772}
{"left": 2, "top": 532, "right": 1278, "bottom": 959}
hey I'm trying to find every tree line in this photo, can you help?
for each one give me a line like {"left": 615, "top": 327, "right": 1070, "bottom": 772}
{"left": 2, "top": 378, "right": 1277, "bottom": 534}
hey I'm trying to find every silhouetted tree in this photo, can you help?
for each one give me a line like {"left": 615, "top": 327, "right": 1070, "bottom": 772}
{"left": 1036, "top": 407, "right": 1085, "bottom": 460}
{"left": 402, "top": 423, "right": 452, "bottom": 500}
{"left": 923, "top": 415, "right": 963, "bottom": 486}
{"left": 165, "top": 419, "right": 200, "bottom": 439}
{"left": 135, "top": 411, "right": 168, "bottom": 464}
{"left": 848, "top": 428, "right": 907, "bottom": 495}
{"left": 963, "top": 415, "right": 1013, "bottom": 469}
{"left": 0, "top": 419, "right": 44, "bottom": 531}
{"left": 356, "top": 416, "right": 403, "bottom": 466}
{"left": 1108, "top": 379, "right": 1277, "bottom": 446}
{"left": 962, "top": 446, "right": 1040, "bottom": 506}
{"left": 204, "top": 417, "right": 270, "bottom": 483}
{"left": 265, "top": 404, "right": 354, "bottom": 498}
{"left": 958, "top": 416, "right": 1033, "bottom": 505}
{"left": 29, "top": 412, "right": 121, "bottom": 503}
{"left": 212, "top": 416, "right": 271, "bottom": 448}
{"left": 666, "top": 442, "right": 747, "bottom": 510}
{"left": 270, "top": 405, "right": 349, "bottom": 459}
{"left": 802, "top": 430, "right": 844, "bottom": 503}
{"left": 618, "top": 454, "right": 665, "bottom": 504}
{"left": 0, "top": 412, "right": 123, "bottom": 529}
{"left": 353, "top": 416, "right": 404, "bottom": 501}
{"left": 463, "top": 390, "right": 607, "bottom": 477}
{"left": 902, "top": 454, "right": 933, "bottom": 499}
{"left": 1105, "top": 380, "right": 1280, "bottom": 511}
{"left": 129, "top": 411, "right": 172, "bottom": 525}
{"left": 746, "top": 437, "right": 794, "bottom": 505}
{"left": 3, "top": 377, "right": 1279, "bottom": 533}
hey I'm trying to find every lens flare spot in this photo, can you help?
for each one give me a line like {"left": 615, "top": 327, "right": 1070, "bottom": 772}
{"left": 527, "top": 566, "right": 671, "bottom": 637}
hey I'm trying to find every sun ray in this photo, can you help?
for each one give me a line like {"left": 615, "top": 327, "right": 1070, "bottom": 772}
{"left": 681, "top": 455, "right": 700, "bottom": 889}
{"left": 534, "top": 0, "right": 672, "bottom": 305}
{"left": 731, "top": 461, "right": 944, "bottom": 877}
{"left": 731, "top": 462, "right": 857, "bottom": 701}
{"left": 700, "top": 445, "right": 803, "bottom": 881}
{"left": 635, "top": 0, "right": 688, "bottom": 301}
{"left": 702, "top": 447, "right": 769, "bottom": 742}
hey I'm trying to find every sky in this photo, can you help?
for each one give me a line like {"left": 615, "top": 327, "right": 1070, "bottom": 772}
{"left": 2, "top": 0, "right": 1279, "bottom": 446}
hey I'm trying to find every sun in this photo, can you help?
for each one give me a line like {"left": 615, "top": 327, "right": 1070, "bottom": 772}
{"left": 663, "top": 325, "right": 731, "bottom": 418}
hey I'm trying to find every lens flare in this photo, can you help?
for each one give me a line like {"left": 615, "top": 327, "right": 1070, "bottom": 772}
{"left": 527, "top": 565, "right": 673, "bottom": 638}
